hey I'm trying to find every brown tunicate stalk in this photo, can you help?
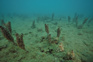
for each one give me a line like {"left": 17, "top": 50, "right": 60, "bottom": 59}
{"left": 47, "top": 34, "right": 51, "bottom": 43}
{"left": 1, "top": 19, "right": 5, "bottom": 26}
{"left": 75, "top": 16, "right": 78, "bottom": 27}
{"left": 87, "top": 18, "right": 93, "bottom": 26}
{"left": 51, "top": 13, "right": 54, "bottom": 21}
{"left": 45, "top": 24, "right": 49, "bottom": 34}
{"left": 20, "top": 34, "right": 25, "bottom": 50}
{"left": 7, "top": 22, "right": 12, "bottom": 33}
{"left": 82, "top": 18, "right": 88, "bottom": 25}
{"left": 68, "top": 16, "right": 71, "bottom": 23}
{"left": 72, "top": 18, "right": 75, "bottom": 24}
{"left": 57, "top": 27, "right": 61, "bottom": 37}
{"left": 0, "top": 26, "right": 14, "bottom": 44}
{"left": 15, "top": 33, "right": 25, "bottom": 50}
{"left": 72, "top": 13, "right": 78, "bottom": 24}
{"left": 31, "top": 20, "right": 36, "bottom": 29}
{"left": 78, "top": 18, "right": 88, "bottom": 29}
{"left": 5, "top": 22, "right": 12, "bottom": 33}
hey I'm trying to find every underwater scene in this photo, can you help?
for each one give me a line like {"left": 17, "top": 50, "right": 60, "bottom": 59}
{"left": 0, "top": 0, "right": 93, "bottom": 62}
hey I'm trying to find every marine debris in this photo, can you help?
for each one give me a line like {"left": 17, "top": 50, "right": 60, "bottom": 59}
{"left": 78, "top": 18, "right": 88, "bottom": 29}
{"left": 15, "top": 33, "right": 26, "bottom": 50}
{"left": 31, "top": 20, "right": 36, "bottom": 29}
{"left": 0, "top": 26, "right": 14, "bottom": 44}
